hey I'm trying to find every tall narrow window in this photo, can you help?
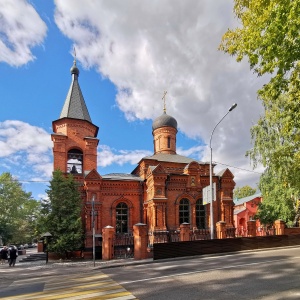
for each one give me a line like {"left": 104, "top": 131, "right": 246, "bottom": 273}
{"left": 167, "top": 136, "right": 171, "bottom": 148}
{"left": 116, "top": 202, "right": 128, "bottom": 233}
{"left": 179, "top": 198, "right": 190, "bottom": 224}
{"left": 67, "top": 149, "right": 83, "bottom": 174}
{"left": 196, "top": 198, "right": 206, "bottom": 229}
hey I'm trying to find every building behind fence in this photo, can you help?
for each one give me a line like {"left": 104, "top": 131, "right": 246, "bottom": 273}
{"left": 100, "top": 220, "right": 300, "bottom": 261}
{"left": 51, "top": 61, "right": 236, "bottom": 258}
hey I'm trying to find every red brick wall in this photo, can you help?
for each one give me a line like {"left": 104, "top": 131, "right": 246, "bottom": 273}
{"left": 153, "top": 127, "right": 177, "bottom": 154}
{"left": 51, "top": 117, "right": 235, "bottom": 250}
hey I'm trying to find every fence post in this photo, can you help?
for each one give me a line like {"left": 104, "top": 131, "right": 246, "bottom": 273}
{"left": 102, "top": 226, "right": 114, "bottom": 260}
{"left": 180, "top": 223, "right": 191, "bottom": 241}
{"left": 275, "top": 219, "right": 285, "bottom": 235}
{"left": 133, "top": 223, "right": 148, "bottom": 260}
{"left": 216, "top": 221, "right": 226, "bottom": 239}
{"left": 247, "top": 220, "right": 256, "bottom": 237}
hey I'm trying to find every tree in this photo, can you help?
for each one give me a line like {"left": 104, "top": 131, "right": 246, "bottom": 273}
{"left": 0, "top": 172, "right": 36, "bottom": 245}
{"left": 255, "top": 170, "right": 295, "bottom": 226}
{"left": 14, "top": 199, "right": 41, "bottom": 245}
{"left": 247, "top": 92, "right": 300, "bottom": 225}
{"left": 43, "top": 170, "right": 84, "bottom": 255}
{"left": 220, "top": 1, "right": 300, "bottom": 225}
{"left": 220, "top": 1, "right": 300, "bottom": 101}
{"left": 234, "top": 185, "right": 257, "bottom": 199}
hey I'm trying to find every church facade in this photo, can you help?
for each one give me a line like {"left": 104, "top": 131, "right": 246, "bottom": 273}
{"left": 51, "top": 60, "right": 236, "bottom": 249}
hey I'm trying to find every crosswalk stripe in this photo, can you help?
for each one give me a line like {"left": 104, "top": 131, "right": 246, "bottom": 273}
{"left": 26, "top": 287, "right": 128, "bottom": 300}
{"left": 0, "top": 271, "right": 137, "bottom": 300}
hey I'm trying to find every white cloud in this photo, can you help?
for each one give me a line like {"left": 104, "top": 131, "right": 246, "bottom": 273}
{"left": 0, "top": 0, "right": 264, "bottom": 190}
{"left": 0, "top": 120, "right": 52, "bottom": 178}
{"left": 177, "top": 145, "right": 205, "bottom": 162}
{"left": 54, "top": 0, "right": 265, "bottom": 188}
{"left": 0, "top": 0, "right": 47, "bottom": 66}
{"left": 97, "top": 145, "right": 152, "bottom": 168}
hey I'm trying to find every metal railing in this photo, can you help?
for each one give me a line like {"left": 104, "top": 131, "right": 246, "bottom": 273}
{"left": 147, "top": 225, "right": 278, "bottom": 248}
{"left": 190, "top": 229, "right": 211, "bottom": 240}
{"left": 148, "top": 230, "right": 180, "bottom": 247}
{"left": 113, "top": 233, "right": 134, "bottom": 259}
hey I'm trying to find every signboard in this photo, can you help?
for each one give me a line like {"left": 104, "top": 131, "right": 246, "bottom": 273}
{"left": 203, "top": 183, "right": 216, "bottom": 204}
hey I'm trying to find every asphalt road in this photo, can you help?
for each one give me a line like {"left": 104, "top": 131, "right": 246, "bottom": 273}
{"left": 1, "top": 246, "right": 300, "bottom": 299}
{"left": 102, "top": 246, "right": 300, "bottom": 300}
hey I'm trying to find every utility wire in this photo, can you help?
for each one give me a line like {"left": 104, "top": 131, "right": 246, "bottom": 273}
{"left": 214, "top": 161, "right": 263, "bottom": 174}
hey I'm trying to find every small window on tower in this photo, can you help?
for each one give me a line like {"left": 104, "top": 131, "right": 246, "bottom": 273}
{"left": 167, "top": 136, "right": 171, "bottom": 148}
{"left": 67, "top": 149, "right": 83, "bottom": 174}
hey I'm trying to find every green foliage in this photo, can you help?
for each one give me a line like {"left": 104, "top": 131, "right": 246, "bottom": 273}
{"left": 220, "top": 1, "right": 300, "bottom": 225}
{"left": 13, "top": 199, "right": 41, "bottom": 245}
{"left": 234, "top": 185, "right": 257, "bottom": 199}
{"left": 0, "top": 172, "right": 38, "bottom": 245}
{"left": 255, "top": 170, "right": 295, "bottom": 226}
{"left": 247, "top": 92, "right": 300, "bottom": 224}
{"left": 43, "top": 170, "right": 84, "bottom": 255}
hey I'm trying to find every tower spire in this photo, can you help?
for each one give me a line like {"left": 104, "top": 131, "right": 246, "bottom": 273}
{"left": 59, "top": 56, "right": 92, "bottom": 122}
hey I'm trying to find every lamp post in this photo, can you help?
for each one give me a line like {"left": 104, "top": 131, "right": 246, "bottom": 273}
{"left": 209, "top": 103, "right": 237, "bottom": 239}
{"left": 42, "top": 232, "right": 52, "bottom": 264}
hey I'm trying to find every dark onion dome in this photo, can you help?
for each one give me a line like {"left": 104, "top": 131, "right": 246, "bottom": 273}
{"left": 152, "top": 112, "right": 178, "bottom": 131}
{"left": 70, "top": 62, "right": 79, "bottom": 76}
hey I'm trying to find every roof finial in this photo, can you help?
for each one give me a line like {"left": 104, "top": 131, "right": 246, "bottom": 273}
{"left": 73, "top": 46, "right": 77, "bottom": 66}
{"left": 162, "top": 91, "right": 167, "bottom": 113}
{"left": 70, "top": 46, "right": 79, "bottom": 76}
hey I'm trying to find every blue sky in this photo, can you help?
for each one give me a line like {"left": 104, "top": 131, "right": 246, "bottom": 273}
{"left": 0, "top": 0, "right": 265, "bottom": 199}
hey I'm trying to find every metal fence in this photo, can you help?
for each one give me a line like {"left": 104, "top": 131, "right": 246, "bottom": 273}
{"left": 190, "top": 229, "right": 212, "bottom": 240}
{"left": 148, "top": 226, "right": 276, "bottom": 246}
{"left": 113, "top": 233, "right": 134, "bottom": 259}
{"left": 235, "top": 226, "right": 276, "bottom": 237}
{"left": 148, "top": 230, "right": 180, "bottom": 247}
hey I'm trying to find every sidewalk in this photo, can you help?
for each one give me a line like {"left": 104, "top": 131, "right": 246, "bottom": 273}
{"left": 0, "top": 252, "right": 155, "bottom": 272}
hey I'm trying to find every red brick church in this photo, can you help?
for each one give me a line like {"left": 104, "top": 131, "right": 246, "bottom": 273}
{"left": 51, "top": 59, "right": 236, "bottom": 249}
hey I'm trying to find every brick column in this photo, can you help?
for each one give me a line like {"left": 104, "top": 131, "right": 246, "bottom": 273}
{"left": 133, "top": 223, "right": 148, "bottom": 260}
{"left": 180, "top": 223, "right": 190, "bottom": 242}
{"left": 247, "top": 220, "right": 256, "bottom": 237}
{"left": 102, "top": 226, "right": 114, "bottom": 260}
{"left": 275, "top": 219, "right": 286, "bottom": 235}
{"left": 216, "top": 221, "right": 226, "bottom": 239}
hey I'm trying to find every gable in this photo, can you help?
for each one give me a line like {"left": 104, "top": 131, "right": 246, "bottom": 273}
{"left": 152, "top": 164, "right": 166, "bottom": 174}
{"left": 84, "top": 169, "right": 102, "bottom": 180}
{"left": 218, "top": 168, "right": 234, "bottom": 179}
{"left": 184, "top": 161, "right": 200, "bottom": 174}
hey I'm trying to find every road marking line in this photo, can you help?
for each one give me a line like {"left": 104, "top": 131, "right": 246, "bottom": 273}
{"left": 120, "top": 256, "right": 300, "bottom": 284}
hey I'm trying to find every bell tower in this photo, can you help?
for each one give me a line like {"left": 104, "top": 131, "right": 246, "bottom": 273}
{"left": 51, "top": 58, "right": 99, "bottom": 175}
{"left": 152, "top": 91, "right": 178, "bottom": 154}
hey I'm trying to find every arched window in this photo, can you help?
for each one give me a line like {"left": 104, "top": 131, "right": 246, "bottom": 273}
{"left": 179, "top": 198, "right": 190, "bottom": 224}
{"left": 196, "top": 198, "right": 206, "bottom": 229}
{"left": 67, "top": 149, "right": 83, "bottom": 174}
{"left": 116, "top": 202, "right": 128, "bottom": 233}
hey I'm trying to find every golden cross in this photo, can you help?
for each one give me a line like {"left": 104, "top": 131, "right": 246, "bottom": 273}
{"left": 162, "top": 91, "right": 167, "bottom": 113}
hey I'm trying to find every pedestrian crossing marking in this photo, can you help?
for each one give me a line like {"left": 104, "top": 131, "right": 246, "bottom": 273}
{"left": 44, "top": 278, "right": 114, "bottom": 290}
{"left": 0, "top": 270, "right": 137, "bottom": 300}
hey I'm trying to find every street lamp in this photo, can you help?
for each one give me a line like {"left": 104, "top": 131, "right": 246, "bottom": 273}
{"left": 209, "top": 103, "right": 237, "bottom": 239}
{"left": 42, "top": 232, "right": 52, "bottom": 264}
